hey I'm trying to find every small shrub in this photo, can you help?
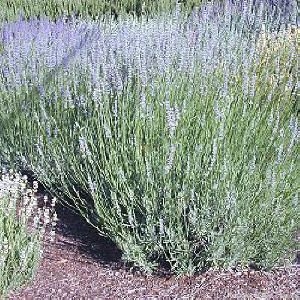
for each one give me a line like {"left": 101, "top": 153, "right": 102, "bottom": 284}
{"left": 0, "top": 169, "right": 57, "bottom": 298}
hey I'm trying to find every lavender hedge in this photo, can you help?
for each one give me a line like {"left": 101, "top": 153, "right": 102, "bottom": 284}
{"left": 0, "top": 0, "right": 299, "bottom": 275}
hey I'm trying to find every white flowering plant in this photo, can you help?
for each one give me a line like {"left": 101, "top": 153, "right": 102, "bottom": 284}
{"left": 0, "top": 169, "right": 57, "bottom": 297}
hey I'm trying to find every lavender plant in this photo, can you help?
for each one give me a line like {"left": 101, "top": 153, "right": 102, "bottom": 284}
{"left": 0, "top": 168, "right": 57, "bottom": 298}
{"left": 0, "top": 0, "right": 299, "bottom": 275}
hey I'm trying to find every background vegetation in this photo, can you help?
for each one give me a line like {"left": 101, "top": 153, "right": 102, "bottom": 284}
{"left": 0, "top": 0, "right": 214, "bottom": 21}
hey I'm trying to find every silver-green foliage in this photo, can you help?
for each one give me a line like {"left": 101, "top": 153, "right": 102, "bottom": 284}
{"left": 0, "top": 3, "right": 299, "bottom": 275}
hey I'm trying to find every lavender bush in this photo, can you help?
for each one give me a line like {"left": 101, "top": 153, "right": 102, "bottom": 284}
{"left": 0, "top": 169, "right": 57, "bottom": 298}
{"left": 0, "top": 0, "right": 299, "bottom": 275}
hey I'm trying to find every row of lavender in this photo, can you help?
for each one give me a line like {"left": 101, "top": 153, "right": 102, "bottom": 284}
{"left": 0, "top": 0, "right": 298, "bottom": 91}
{"left": 0, "top": 0, "right": 299, "bottom": 278}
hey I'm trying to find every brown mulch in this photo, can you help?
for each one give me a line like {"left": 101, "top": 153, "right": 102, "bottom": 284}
{"left": 7, "top": 193, "right": 300, "bottom": 300}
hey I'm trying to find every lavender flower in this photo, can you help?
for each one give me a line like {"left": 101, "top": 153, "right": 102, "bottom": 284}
{"left": 78, "top": 136, "right": 91, "bottom": 157}
{"left": 159, "top": 217, "right": 165, "bottom": 236}
{"left": 165, "top": 100, "right": 180, "bottom": 138}
{"left": 165, "top": 142, "right": 176, "bottom": 174}
{"left": 140, "top": 90, "right": 147, "bottom": 118}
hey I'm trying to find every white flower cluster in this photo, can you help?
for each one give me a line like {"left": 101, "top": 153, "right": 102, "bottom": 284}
{"left": 0, "top": 168, "right": 58, "bottom": 272}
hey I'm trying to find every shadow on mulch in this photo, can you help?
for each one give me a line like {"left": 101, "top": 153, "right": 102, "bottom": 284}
{"left": 50, "top": 202, "right": 180, "bottom": 279}
{"left": 44, "top": 199, "right": 179, "bottom": 278}
{"left": 53, "top": 202, "right": 124, "bottom": 263}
